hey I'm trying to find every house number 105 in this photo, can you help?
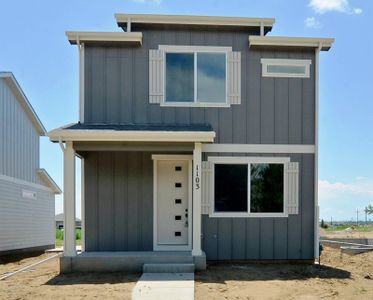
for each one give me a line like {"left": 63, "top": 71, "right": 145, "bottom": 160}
{"left": 195, "top": 164, "right": 200, "bottom": 189}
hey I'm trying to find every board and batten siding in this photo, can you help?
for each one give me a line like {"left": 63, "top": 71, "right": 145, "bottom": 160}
{"left": 0, "top": 177, "right": 55, "bottom": 252}
{"left": 83, "top": 151, "right": 314, "bottom": 259}
{"left": 84, "top": 151, "right": 153, "bottom": 251}
{"left": 84, "top": 29, "right": 315, "bottom": 146}
{"left": 0, "top": 79, "right": 41, "bottom": 184}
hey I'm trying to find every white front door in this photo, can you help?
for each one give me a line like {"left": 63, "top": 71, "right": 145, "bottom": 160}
{"left": 153, "top": 156, "right": 192, "bottom": 251}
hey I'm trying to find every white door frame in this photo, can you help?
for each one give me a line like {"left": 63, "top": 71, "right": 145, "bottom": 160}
{"left": 152, "top": 155, "right": 193, "bottom": 251}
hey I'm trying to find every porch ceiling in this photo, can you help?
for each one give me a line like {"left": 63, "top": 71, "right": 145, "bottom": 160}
{"left": 48, "top": 123, "right": 215, "bottom": 143}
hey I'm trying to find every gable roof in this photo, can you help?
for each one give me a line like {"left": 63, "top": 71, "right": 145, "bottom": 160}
{"left": 0, "top": 72, "right": 46, "bottom": 135}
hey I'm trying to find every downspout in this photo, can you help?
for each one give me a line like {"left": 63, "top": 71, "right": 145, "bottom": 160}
{"left": 314, "top": 42, "right": 322, "bottom": 261}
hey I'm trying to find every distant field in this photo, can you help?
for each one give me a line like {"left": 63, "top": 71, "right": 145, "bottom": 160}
{"left": 322, "top": 225, "right": 373, "bottom": 232}
{"left": 55, "top": 229, "right": 81, "bottom": 247}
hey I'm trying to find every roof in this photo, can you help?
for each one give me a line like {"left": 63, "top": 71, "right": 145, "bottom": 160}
{"left": 48, "top": 123, "right": 215, "bottom": 143}
{"left": 115, "top": 13, "right": 275, "bottom": 31}
{"left": 66, "top": 31, "right": 143, "bottom": 45}
{"left": 0, "top": 72, "right": 46, "bottom": 135}
{"left": 249, "top": 36, "right": 335, "bottom": 51}
{"left": 37, "top": 169, "right": 62, "bottom": 194}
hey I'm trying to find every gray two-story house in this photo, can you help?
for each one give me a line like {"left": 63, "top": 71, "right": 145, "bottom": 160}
{"left": 48, "top": 13, "right": 333, "bottom": 273}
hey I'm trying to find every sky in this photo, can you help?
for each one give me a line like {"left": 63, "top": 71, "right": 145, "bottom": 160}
{"left": 0, "top": 0, "right": 372, "bottom": 221}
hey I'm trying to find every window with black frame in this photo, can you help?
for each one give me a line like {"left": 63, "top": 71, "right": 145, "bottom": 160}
{"left": 212, "top": 161, "right": 285, "bottom": 215}
{"left": 250, "top": 163, "right": 284, "bottom": 213}
{"left": 214, "top": 164, "right": 248, "bottom": 212}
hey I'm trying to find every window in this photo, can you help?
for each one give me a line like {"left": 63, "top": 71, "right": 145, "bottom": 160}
{"left": 161, "top": 46, "right": 229, "bottom": 106}
{"left": 209, "top": 157, "right": 288, "bottom": 217}
{"left": 261, "top": 59, "right": 311, "bottom": 78}
{"left": 214, "top": 164, "right": 248, "bottom": 212}
{"left": 250, "top": 164, "right": 284, "bottom": 213}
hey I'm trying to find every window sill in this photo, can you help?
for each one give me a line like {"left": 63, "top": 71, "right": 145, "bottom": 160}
{"left": 159, "top": 102, "right": 230, "bottom": 108}
{"left": 209, "top": 212, "right": 288, "bottom": 218}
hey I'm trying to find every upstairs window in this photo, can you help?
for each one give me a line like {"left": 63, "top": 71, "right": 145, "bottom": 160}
{"left": 164, "top": 49, "right": 227, "bottom": 105}
{"left": 149, "top": 46, "right": 241, "bottom": 107}
{"left": 261, "top": 59, "right": 311, "bottom": 78}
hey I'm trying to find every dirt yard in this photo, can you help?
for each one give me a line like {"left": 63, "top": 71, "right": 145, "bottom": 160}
{"left": 0, "top": 247, "right": 373, "bottom": 300}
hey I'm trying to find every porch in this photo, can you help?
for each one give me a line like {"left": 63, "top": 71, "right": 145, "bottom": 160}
{"left": 60, "top": 251, "right": 206, "bottom": 273}
{"left": 48, "top": 123, "right": 215, "bottom": 273}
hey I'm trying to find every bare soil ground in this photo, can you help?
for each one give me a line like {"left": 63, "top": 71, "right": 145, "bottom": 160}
{"left": 0, "top": 246, "right": 372, "bottom": 300}
{"left": 0, "top": 253, "right": 139, "bottom": 300}
{"left": 195, "top": 247, "right": 373, "bottom": 299}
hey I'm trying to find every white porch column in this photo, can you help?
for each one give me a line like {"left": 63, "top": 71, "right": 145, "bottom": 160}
{"left": 192, "top": 142, "right": 202, "bottom": 256}
{"left": 63, "top": 141, "right": 76, "bottom": 257}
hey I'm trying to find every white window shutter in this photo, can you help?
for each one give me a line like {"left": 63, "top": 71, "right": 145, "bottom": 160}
{"left": 227, "top": 51, "right": 241, "bottom": 105}
{"left": 149, "top": 49, "right": 164, "bottom": 103}
{"left": 201, "top": 161, "right": 213, "bottom": 215}
{"left": 285, "top": 162, "right": 299, "bottom": 215}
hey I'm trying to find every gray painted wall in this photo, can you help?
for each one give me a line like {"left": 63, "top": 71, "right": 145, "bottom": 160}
{"left": 82, "top": 28, "right": 316, "bottom": 259}
{"left": 84, "top": 151, "right": 153, "bottom": 251}
{"left": 84, "top": 151, "right": 314, "bottom": 260}
{"left": 0, "top": 78, "right": 41, "bottom": 184}
{"left": 84, "top": 29, "right": 315, "bottom": 145}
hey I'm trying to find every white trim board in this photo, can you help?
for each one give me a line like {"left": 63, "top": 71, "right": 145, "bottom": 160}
{"left": 66, "top": 32, "right": 143, "bottom": 45}
{"left": 152, "top": 155, "right": 193, "bottom": 251}
{"left": 202, "top": 144, "right": 315, "bottom": 154}
{"left": 48, "top": 128, "right": 216, "bottom": 143}
{"left": 249, "top": 36, "right": 334, "bottom": 51}
{"left": 115, "top": 13, "right": 275, "bottom": 28}
{"left": 208, "top": 156, "right": 290, "bottom": 218}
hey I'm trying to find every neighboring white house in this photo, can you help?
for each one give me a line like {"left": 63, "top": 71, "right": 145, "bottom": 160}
{"left": 0, "top": 72, "right": 61, "bottom": 255}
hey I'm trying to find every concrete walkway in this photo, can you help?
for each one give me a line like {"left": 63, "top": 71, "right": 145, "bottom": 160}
{"left": 132, "top": 273, "right": 194, "bottom": 300}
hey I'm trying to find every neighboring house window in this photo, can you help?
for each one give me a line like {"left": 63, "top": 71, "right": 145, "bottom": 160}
{"left": 208, "top": 157, "right": 289, "bottom": 217}
{"left": 261, "top": 59, "right": 311, "bottom": 78}
{"left": 149, "top": 46, "right": 241, "bottom": 106}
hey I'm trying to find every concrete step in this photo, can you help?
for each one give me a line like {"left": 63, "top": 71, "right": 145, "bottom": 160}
{"left": 143, "top": 263, "right": 195, "bottom": 273}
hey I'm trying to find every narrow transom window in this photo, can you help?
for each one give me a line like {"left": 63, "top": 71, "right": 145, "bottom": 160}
{"left": 261, "top": 59, "right": 311, "bottom": 78}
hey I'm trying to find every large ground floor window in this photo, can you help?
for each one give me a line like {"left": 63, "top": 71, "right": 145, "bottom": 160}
{"left": 209, "top": 157, "right": 289, "bottom": 217}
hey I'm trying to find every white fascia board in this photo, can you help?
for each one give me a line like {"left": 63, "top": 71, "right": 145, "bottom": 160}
{"left": 48, "top": 128, "right": 216, "bottom": 143}
{"left": 115, "top": 13, "right": 275, "bottom": 28}
{"left": 249, "top": 36, "right": 334, "bottom": 51}
{"left": 0, "top": 72, "right": 46, "bottom": 135}
{"left": 37, "top": 168, "right": 62, "bottom": 194}
{"left": 66, "top": 32, "right": 143, "bottom": 45}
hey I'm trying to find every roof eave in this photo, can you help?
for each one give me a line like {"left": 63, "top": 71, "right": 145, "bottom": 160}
{"left": 249, "top": 36, "right": 335, "bottom": 51}
{"left": 48, "top": 128, "right": 216, "bottom": 143}
{"left": 66, "top": 31, "right": 143, "bottom": 45}
{"left": 115, "top": 13, "right": 275, "bottom": 29}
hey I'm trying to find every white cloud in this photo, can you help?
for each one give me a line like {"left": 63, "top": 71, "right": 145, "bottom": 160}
{"left": 309, "top": 0, "right": 362, "bottom": 15}
{"left": 319, "top": 178, "right": 373, "bottom": 220}
{"left": 319, "top": 177, "right": 373, "bottom": 201}
{"left": 304, "top": 17, "right": 322, "bottom": 28}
